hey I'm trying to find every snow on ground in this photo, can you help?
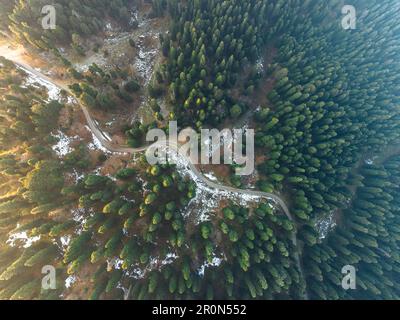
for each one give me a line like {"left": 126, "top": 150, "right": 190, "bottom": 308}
{"left": 135, "top": 39, "right": 158, "bottom": 86}
{"left": 18, "top": 66, "right": 61, "bottom": 101}
{"left": 122, "top": 250, "right": 224, "bottom": 281}
{"left": 198, "top": 128, "right": 253, "bottom": 162}
{"left": 125, "top": 251, "right": 179, "bottom": 280}
{"left": 130, "top": 10, "right": 139, "bottom": 28}
{"left": 161, "top": 253, "right": 179, "bottom": 266}
{"left": 51, "top": 130, "right": 79, "bottom": 157}
{"left": 315, "top": 212, "right": 337, "bottom": 240}
{"left": 197, "top": 254, "right": 225, "bottom": 277}
{"left": 132, "top": 16, "right": 161, "bottom": 86}
{"left": 106, "top": 174, "right": 117, "bottom": 182}
{"left": 60, "top": 235, "right": 71, "bottom": 251}
{"left": 6, "top": 231, "right": 41, "bottom": 248}
{"left": 121, "top": 195, "right": 135, "bottom": 204}
{"left": 67, "top": 169, "right": 85, "bottom": 184}
{"left": 108, "top": 258, "right": 125, "bottom": 271}
{"left": 130, "top": 267, "right": 146, "bottom": 279}
{"left": 74, "top": 8, "right": 160, "bottom": 77}
{"left": 241, "top": 168, "right": 259, "bottom": 190}
{"left": 136, "top": 175, "right": 149, "bottom": 189}
{"left": 105, "top": 118, "right": 116, "bottom": 127}
{"left": 65, "top": 275, "right": 77, "bottom": 289}
{"left": 92, "top": 167, "right": 102, "bottom": 175}
{"left": 133, "top": 15, "right": 165, "bottom": 122}
{"left": 255, "top": 56, "right": 265, "bottom": 74}
{"left": 165, "top": 148, "right": 273, "bottom": 224}
{"left": 105, "top": 23, "right": 113, "bottom": 32}
{"left": 204, "top": 172, "right": 218, "bottom": 182}
{"left": 52, "top": 234, "right": 72, "bottom": 254}
{"left": 70, "top": 207, "right": 89, "bottom": 235}
{"left": 71, "top": 207, "right": 86, "bottom": 223}
{"left": 365, "top": 158, "right": 375, "bottom": 165}
{"left": 85, "top": 125, "right": 112, "bottom": 154}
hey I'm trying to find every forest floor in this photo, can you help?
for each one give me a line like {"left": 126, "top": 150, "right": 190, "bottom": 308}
{"left": 60, "top": 3, "right": 168, "bottom": 128}
{"left": 200, "top": 46, "right": 278, "bottom": 189}
{"left": 231, "top": 46, "right": 278, "bottom": 109}
{"left": 330, "top": 143, "right": 400, "bottom": 233}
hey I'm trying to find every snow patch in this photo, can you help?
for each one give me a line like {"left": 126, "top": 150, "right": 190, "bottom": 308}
{"left": 135, "top": 45, "right": 158, "bottom": 85}
{"left": 6, "top": 231, "right": 41, "bottom": 248}
{"left": 108, "top": 258, "right": 124, "bottom": 271}
{"left": 315, "top": 212, "right": 337, "bottom": 240}
{"left": 18, "top": 66, "right": 61, "bottom": 101}
{"left": 70, "top": 208, "right": 88, "bottom": 235}
{"left": 60, "top": 235, "right": 71, "bottom": 251}
{"left": 51, "top": 130, "right": 79, "bottom": 157}
{"left": 105, "top": 118, "right": 116, "bottom": 126}
{"left": 166, "top": 149, "right": 271, "bottom": 224}
{"left": 85, "top": 125, "right": 112, "bottom": 154}
{"left": 365, "top": 158, "right": 374, "bottom": 165}
{"left": 161, "top": 253, "right": 179, "bottom": 266}
{"left": 125, "top": 252, "right": 179, "bottom": 279}
{"left": 255, "top": 56, "right": 265, "bottom": 74}
{"left": 65, "top": 275, "right": 77, "bottom": 289}
{"left": 105, "top": 23, "right": 113, "bottom": 31}
{"left": 67, "top": 169, "right": 85, "bottom": 184}
{"left": 197, "top": 254, "right": 225, "bottom": 277}
{"left": 204, "top": 172, "right": 218, "bottom": 182}
{"left": 71, "top": 207, "right": 86, "bottom": 223}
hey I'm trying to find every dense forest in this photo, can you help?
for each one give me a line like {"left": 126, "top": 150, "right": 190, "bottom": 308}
{"left": 68, "top": 62, "right": 141, "bottom": 112}
{"left": 148, "top": 0, "right": 400, "bottom": 299}
{"left": 0, "top": 57, "right": 66, "bottom": 299}
{"left": 304, "top": 156, "right": 400, "bottom": 299}
{"left": 0, "top": 0, "right": 400, "bottom": 300}
{"left": 2, "top": 0, "right": 135, "bottom": 49}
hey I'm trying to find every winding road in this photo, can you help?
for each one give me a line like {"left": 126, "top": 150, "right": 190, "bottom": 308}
{"left": 0, "top": 42, "right": 308, "bottom": 299}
